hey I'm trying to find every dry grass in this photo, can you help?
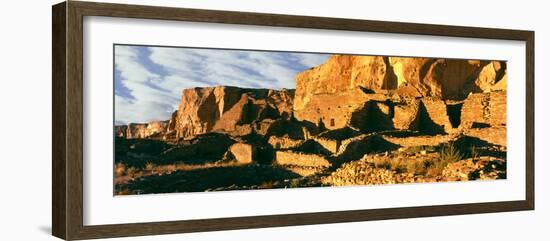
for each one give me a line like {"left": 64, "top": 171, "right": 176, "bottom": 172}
{"left": 364, "top": 143, "right": 465, "bottom": 177}
{"left": 439, "top": 143, "right": 463, "bottom": 163}
{"left": 425, "top": 143, "right": 464, "bottom": 176}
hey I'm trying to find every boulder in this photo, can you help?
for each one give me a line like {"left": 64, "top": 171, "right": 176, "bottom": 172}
{"left": 474, "top": 61, "right": 507, "bottom": 93}
{"left": 228, "top": 143, "right": 255, "bottom": 164}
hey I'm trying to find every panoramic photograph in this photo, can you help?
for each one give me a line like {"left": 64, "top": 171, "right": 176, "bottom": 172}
{"left": 113, "top": 44, "right": 507, "bottom": 195}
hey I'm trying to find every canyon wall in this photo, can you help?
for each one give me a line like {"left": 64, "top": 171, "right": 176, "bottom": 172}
{"left": 293, "top": 55, "right": 507, "bottom": 132}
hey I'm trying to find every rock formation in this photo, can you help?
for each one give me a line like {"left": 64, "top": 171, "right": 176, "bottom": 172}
{"left": 115, "top": 53, "right": 508, "bottom": 194}
{"left": 116, "top": 86, "right": 295, "bottom": 140}
{"left": 115, "top": 121, "right": 168, "bottom": 139}
{"left": 172, "top": 86, "right": 294, "bottom": 139}
{"left": 293, "top": 55, "right": 507, "bottom": 133}
{"left": 226, "top": 143, "right": 255, "bottom": 164}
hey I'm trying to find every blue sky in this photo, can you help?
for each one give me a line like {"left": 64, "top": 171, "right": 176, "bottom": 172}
{"left": 114, "top": 45, "right": 330, "bottom": 124}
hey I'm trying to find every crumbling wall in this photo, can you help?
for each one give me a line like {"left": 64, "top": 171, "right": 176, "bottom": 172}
{"left": 489, "top": 91, "right": 506, "bottom": 127}
{"left": 392, "top": 99, "right": 420, "bottom": 130}
{"left": 227, "top": 143, "right": 255, "bottom": 164}
{"left": 381, "top": 135, "right": 452, "bottom": 147}
{"left": 336, "top": 134, "right": 400, "bottom": 162}
{"left": 313, "top": 138, "right": 340, "bottom": 154}
{"left": 460, "top": 93, "right": 487, "bottom": 128}
{"left": 274, "top": 151, "right": 332, "bottom": 168}
{"left": 460, "top": 91, "right": 506, "bottom": 128}
{"left": 349, "top": 100, "right": 394, "bottom": 133}
{"left": 293, "top": 88, "right": 371, "bottom": 130}
{"left": 446, "top": 103, "right": 463, "bottom": 128}
{"left": 419, "top": 99, "right": 453, "bottom": 133}
{"left": 268, "top": 136, "right": 304, "bottom": 149}
{"left": 464, "top": 127, "right": 506, "bottom": 146}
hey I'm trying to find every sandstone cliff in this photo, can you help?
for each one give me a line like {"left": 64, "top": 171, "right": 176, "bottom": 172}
{"left": 294, "top": 55, "right": 506, "bottom": 110}
{"left": 172, "top": 86, "right": 294, "bottom": 139}
{"left": 293, "top": 55, "right": 507, "bottom": 132}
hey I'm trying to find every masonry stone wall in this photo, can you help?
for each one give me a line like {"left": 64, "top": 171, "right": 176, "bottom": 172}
{"left": 489, "top": 91, "right": 507, "bottom": 127}
{"left": 392, "top": 99, "right": 420, "bottom": 130}
{"left": 313, "top": 137, "right": 340, "bottom": 154}
{"left": 420, "top": 99, "right": 453, "bottom": 133}
{"left": 227, "top": 143, "right": 255, "bottom": 164}
{"left": 460, "top": 91, "right": 506, "bottom": 128}
{"left": 460, "top": 93, "right": 488, "bottom": 128}
{"left": 268, "top": 136, "right": 305, "bottom": 149}
{"left": 274, "top": 151, "right": 332, "bottom": 168}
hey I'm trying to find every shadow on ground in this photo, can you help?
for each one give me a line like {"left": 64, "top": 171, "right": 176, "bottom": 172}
{"left": 117, "top": 165, "right": 300, "bottom": 194}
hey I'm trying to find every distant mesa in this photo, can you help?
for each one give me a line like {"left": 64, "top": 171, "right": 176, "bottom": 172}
{"left": 115, "top": 120, "right": 169, "bottom": 139}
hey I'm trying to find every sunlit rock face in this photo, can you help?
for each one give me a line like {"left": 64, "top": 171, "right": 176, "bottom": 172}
{"left": 293, "top": 55, "right": 506, "bottom": 132}
{"left": 172, "top": 86, "right": 295, "bottom": 139}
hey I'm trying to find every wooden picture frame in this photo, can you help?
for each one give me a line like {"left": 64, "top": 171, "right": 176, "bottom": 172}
{"left": 52, "top": 1, "right": 534, "bottom": 240}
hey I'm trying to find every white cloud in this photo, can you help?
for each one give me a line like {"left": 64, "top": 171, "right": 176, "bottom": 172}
{"left": 115, "top": 45, "right": 329, "bottom": 124}
{"left": 115, "top": 46, "right": 176, "bottom": 124}
{"left": 296, "top": 54, "right": 331, "bottom": 68}
{"left": 115, "top": 46, "right": 160, "bottom": 83}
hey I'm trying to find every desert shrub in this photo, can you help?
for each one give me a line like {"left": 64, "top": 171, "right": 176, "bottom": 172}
{"left": 407, "top": 160, "right": 433, "bottom": 175}
{"left": 389, "top": 159, "right": 408, "bottom": 173}
{"left": 144, "top": 161, "right": 155, "bottom": 172}
{"left": 440, "top": 143, "right": 463, "bottom": 163}
{"left": 126, "top": 167, "right": 138, "bottom": 178}
{"left": 470, "top": 146, "right": 479, "bottom": 161}
{"left": 375, "top": 160, "right": 393, "bottom": 170}
{"left": 289, "top": 179, "right": 301, "bottom": 188}
{"left": 425, "top": 143, "right": 463, "bottom": 176}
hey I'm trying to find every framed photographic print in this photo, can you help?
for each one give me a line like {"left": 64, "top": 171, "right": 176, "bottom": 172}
{"left": 52, "top": 1, "right": 534, "bottom": 240}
